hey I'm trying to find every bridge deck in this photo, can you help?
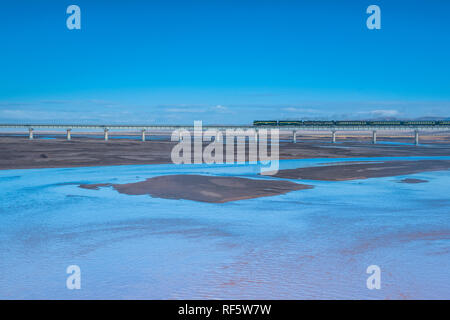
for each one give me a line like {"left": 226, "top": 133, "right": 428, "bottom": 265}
{"left": 0, "top": 124, "right": 449, "bottom": 131}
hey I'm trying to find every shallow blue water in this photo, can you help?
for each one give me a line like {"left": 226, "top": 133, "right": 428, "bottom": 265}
{"left": 0, "top": 158, "right": 449, "bottom": 299}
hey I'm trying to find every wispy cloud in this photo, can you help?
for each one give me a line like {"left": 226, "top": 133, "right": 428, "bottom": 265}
{"left": 211, "top": 105, "right": 231, "bottom": 113}
{"left": 282, "top": 107, "right": 321, "bottom": 114}
{"left": 0, "top": 98, "right": 448, "bottom": 125}
{"left": 358, "top": 109, "right": 400, "bottom": 117}
{"left": 164, "top": 107, "right": 207, "bottom": 113}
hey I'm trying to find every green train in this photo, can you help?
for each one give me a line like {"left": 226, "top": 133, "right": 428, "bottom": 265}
{"left": 253, "top": 120, "right": 450, "bottom": 127}
{"left": 253, "top": 120, "right": 279, "bottom": 126}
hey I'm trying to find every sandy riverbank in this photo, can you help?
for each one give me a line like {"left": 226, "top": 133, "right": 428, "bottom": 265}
{"left": 272, "top": 160, "right": 450, "bottom": 181}
{"left": 1, "top": 136, "right": 450, "bottom": 170}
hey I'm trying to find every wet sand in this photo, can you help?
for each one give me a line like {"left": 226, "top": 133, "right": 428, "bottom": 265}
{"left": 1, "top": 136, "right": 450, "bottom": 170}
{"left": 398, "top": 178, "right": 429, "bottom": 184}
{"left": 273, "top": 160, "right": 450, "bottom": 181}
{"left": 79, "top": 175, "right": 312, "bottom": 203}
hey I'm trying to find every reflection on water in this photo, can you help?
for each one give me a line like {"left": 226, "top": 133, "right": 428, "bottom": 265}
{"left": 0, "top": 157, "right": 449, "bottom": 299}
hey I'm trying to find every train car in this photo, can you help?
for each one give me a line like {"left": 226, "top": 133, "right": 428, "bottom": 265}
{"left": 404, "top": 121, "right": 436, "bottom": 126}
{"left": 368, "top": 121, "right": 403, "bottom": 126}
{"left": 302, "top": 121, "right": 334, "bottom": 126}
{"left": 253, "top": 119, "right": 447, "bottom": 127}
{"left": 253, "top": 120, "right": 278, "bottom": 126}
{"left": 335, "top": 121, "right": 368, "bottom": 126}
{"left": 278, "top": 120, "right": 302, "bottom": 126}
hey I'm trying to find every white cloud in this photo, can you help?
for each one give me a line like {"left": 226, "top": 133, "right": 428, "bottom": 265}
{"left": 164, "top": 108, "right": 206, "bottom": 113}
{"left": 211, "top": 105, "right": 231, "bottom": 113}
{"left": 359, "top": 109, "right": 400, "bottom": 117}
{"left": 282, "top": 107, "right": 320, "bottom": 114}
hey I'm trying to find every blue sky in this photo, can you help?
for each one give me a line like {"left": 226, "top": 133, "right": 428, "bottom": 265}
{"left": 0, "top": 0, "right": 449, "bottom": 124}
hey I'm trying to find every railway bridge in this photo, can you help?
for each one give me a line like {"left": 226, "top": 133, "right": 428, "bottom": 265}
{"left": 0, "top": 124, "right": 449, "bottom": 145}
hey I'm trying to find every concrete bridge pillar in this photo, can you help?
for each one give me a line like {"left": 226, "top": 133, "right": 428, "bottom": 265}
{"left": 28, "top": 128, "right": 34, "bottom": 140}
{"left": 372, "top": 131, "right": 377, "bottom": 144}
{"left": 415, "top": 130, "right": 419, "bottom": 146}
{"left": 141, "top": 129, "right": 146, "bottom": 142}
{"left": 293, "top": 131, "right": 297, "bottom": 143}
{"left": 255, "top": 130, "right": 258, "bottom": 142}
{"left": 66, "top": 129, "right": 71, "bottom": 141}
{"left": 104, "top": 128, "right": 109, "bottom": 141}
{"left": 331, "top": 131, "right": 336, "bottom": 143}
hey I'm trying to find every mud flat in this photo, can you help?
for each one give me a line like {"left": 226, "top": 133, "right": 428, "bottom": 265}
{"left": 398, "top": 178, "right": 429, "bottom": 184}
{"left": 79, "top": 174, "right": 313, "bottom": 203}
{"left": 272, "top": 160, "right": 450, "bottom": 181}
{"left": 1, "top": 136, "right": 450, "bottom": 170}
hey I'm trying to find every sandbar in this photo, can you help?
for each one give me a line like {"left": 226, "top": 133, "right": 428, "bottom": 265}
{"left": 272, "top": 160, "right": 450, "bottom": 181}
{"left": 79, "top": 174, "right": 313, "bottom": 203}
